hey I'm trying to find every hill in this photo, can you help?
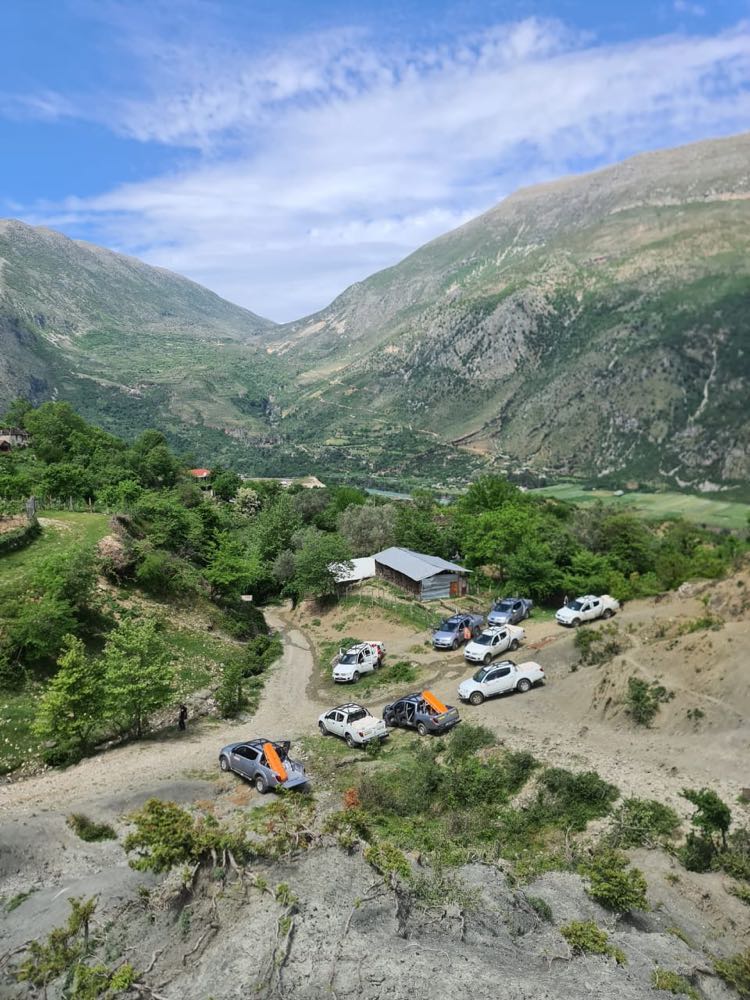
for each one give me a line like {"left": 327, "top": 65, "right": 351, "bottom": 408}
{"left": 268, "top": 132, "right": 750, "bottom": 491}
{"left": 0, "top": 220, "right": 288, "bottom": 468}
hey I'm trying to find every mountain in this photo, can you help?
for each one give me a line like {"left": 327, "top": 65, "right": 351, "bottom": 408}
{"left": 268, "top": 132, "right": 750, "bottom": 491}
{"left": 0, "top": 220, "right": 289, "bottom": 467}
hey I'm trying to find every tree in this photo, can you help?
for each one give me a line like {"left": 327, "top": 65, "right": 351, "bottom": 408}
{"left": 338, "top": 503, "right": 396, "bottom": 556}
{"left": 33, "top": 636, "right": 105, "bottom": 763}
{"left": 102, "top": 617, "right": 174, "bottom": 738}
{"left": 293, "top": 531, "right": 352, "bottom": 601}
{"left": 32, "top": 545, "right": 97, "bottom": 612}
{"left": 456, "top": 475, "right": 523, "bottom": 515}
{"left": 204, "top": 536, "right": 259, "bottom": 600}
{"left": 23, "top": 402, "right": 88, "bottom": 463}
{"left": 7, "top": 595, "right": 77, "bottom": 664}
{"left": 235, "top": 486, "right": 262, "bottom": 516}
{"left": 2, "top": 397, "right": 33, "bottom": 427}
{"left": 216, "top": 657, "right": 247, "bottom": 717}
{"left": 459, "top": 504, "right": 542, "bottom": 574}
{"left": 211, "top": 469, "right": 242, "bottom": 501}
{"left": 503, "top": 539, "right": 562, "bottom": 600}
{"left": 251, "top": 494, "right": 303, "bottom": 562}
{"left": 681, "top": 787, "right": 732, "bottom": 850}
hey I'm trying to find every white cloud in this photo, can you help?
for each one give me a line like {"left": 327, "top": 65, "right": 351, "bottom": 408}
{"left": 17, "top": 17, "right": 750, "bottom": 320}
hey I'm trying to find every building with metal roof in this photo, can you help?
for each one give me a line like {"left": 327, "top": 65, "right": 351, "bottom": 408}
{"left": 373, "top": 547, "right": 470, "bottom": 601}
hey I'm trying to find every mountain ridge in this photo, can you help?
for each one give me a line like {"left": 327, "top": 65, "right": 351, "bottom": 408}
{"left": 1, "top": 131, "right": 749, "bottom": 489}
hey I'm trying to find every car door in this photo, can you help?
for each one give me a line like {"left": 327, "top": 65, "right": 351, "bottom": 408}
{"left": 230, "top": 745, "right": 253, "bottom": 778}
{"left": 482, "top": 666, "right": 504, "bottom": 697}
{"left": 328, "top": 711, "right": 345, "bottom": 737}
{"left": 490, "top": 665, "right": 514, "bottom": 694}
{"left": 589, "top": 599, "right": 601, "bottom": 620}
{"left": 391, "top": 701, "right": 407, "bottom": 727}
{"left": 580, "top": 601, "right": 592, "bottom": 620}
{"left": 512, "top": 602, "right": 523, "bottom": 623}
{"left": 495, "top": 629, "right": 509, "bottom": 653}
{"left": 404, "top": 703, "right": 417, "bottom": 729}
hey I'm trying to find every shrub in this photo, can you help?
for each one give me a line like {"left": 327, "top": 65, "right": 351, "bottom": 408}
{"left": 728, "top": 883, "right": 750, "bottom": 906}
{"left": 582, "top": 849, "right": 648, "bottom": 913}
{"left": 681, "top": 787, "right": 731, "bottom": 849}
{"left": 714, "top": 948, "right": 750, "bottom": 998}
{"left": 626, "top": 677, "right": 673, "bottom": 727}
{"left": 363, "top": 841, "right": 412, "bottom": 881}
{"left": 560, "top": 920, "right": 626, "bottom": 964}
{"left": 527, "top": 895, "right": 553, "bottom": 921}
{"left": 538, "top": 768, "right": 619, "bottom": 829}
{"left": 608, "top": 798, "right": 680, "bottom": 848}
{"left": 445, "top": 722, "right": 496, "bottom": 761}
{"left": 651, "top": 969, "right": 699, "bottom": 999}
{"left": 16, "top": 896, "right": 97, "bottom": 988}
{"left": 575, "top": 624, "right": 623, "bottom": 666}
{"left": 678, "top": 832, "right": 716, "bottom": 873}
{"left": 67, "top": 814, "right": 117, "bottom": 843}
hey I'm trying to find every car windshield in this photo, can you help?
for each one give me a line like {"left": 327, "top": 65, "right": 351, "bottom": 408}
{"left": 339, "top": 653, "right": 357, "bottom": 664}
{"left": 474, "top": 633, "right": 493, "bottom": 645}
{"left": 569, "top": 600, "right": 584, "bottom": 611}
{"left": 493, "top": 600, "right": 513, "bottom": 611}
{"left": 438, "top": 620, "right": 458, "bottom": 631}
{"left": 348, "top": 709, "right": 368, "bottom": 722}
{"left": 472, "top": 667, "right": 491, "bottom": 682}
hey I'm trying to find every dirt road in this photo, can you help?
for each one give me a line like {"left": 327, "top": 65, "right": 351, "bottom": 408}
{"left": 0, "top": 608, "right": 326, "bottom": 820}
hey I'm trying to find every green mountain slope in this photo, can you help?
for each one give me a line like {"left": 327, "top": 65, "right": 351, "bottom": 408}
{"left": 0, "top": 220, "right": 291, "bottom": 467}
{"left": 269, "top": 132, "right": 750, "bottom": 491}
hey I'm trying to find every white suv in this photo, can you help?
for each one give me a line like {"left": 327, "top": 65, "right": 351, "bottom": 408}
{"left": 464, "top": 624, "right": 525, "bottom": 664}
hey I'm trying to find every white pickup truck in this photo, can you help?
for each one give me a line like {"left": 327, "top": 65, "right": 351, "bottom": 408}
{"left": 555, "top": 594, "right": 620, "bottom": 627}
{"left": 332, "top": 641, "right": 385, "bottom": 683}
{"left": 464, "top": 624, "right": 525, "bottom": 665}
{"left": 318, "top": 703, "right": 388, "bottom": 747}
{"left": 458, "top": 659, "right": 545, "bottom": 705}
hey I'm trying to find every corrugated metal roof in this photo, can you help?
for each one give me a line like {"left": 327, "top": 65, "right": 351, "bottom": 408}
{"left": 330, "top": 556, "right": 376, "bottom": 584}
{"left": 373, "top": 547, "right": 470, "bottom": 582}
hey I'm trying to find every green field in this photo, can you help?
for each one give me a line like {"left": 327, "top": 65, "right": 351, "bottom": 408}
{"left": 531, "top": 483, "right": 750, "bottom": 532}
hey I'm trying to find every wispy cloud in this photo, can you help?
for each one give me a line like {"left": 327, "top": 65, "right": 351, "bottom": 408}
{"left": 14, "top": 16, "right": 750, "bottom": 320}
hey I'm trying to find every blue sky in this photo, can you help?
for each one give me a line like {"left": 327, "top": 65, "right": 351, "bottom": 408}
{"left": 1, "top": 0, "right": 749, "bottom": 321}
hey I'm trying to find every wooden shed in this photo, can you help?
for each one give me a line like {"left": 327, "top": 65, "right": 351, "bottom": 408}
{"left": 373, "top": 547, "right": 470, "bottom": 601}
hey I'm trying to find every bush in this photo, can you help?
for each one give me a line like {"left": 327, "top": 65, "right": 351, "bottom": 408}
{"left": 445, "top": 723, "right": 496, "bottom": 761}
{"left": 527, "top": 895, "right": 553, "bottom": 921}
{"left": 538, "top": 768, "right": 619, "bottom": 829}
{"left": 135, "top": 548, "right": 195, "bottom": 596}
{"left": 363, "top": 841, "right": 412, "bottom": 881}
{"left": 681, "top": 787, "right": 731, "bottom": 849}
{"left": 678, "top": 832, "right": 716, "bottom": 873}
{"left": 575, "top": 624, "right": 623, "bottom": 666}
{"left": 560, "top": 920, "right": 626, "bottom": 964}
{"left": 608, "top": 798, "right": 680, "bottom": 848}
{"left": 714, "top": 948, "right": 750, "bottom": 998}
{"left": 67, "top": 814, "right": 117, "bottom": 842}
{"left": 626, "top": 677, "right": 673, "bottom": 727}
{"left": 651, "top": 969, "right": 699, "bottom": 999}
{"left": 582, "top": 849, "right": 648, "bottom": 913}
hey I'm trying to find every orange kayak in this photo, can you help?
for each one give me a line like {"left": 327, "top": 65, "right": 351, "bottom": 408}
{"left": 263, "top": 742, "right": 288, "bottom": 783}
{"left": 422, "top": 690, "right": 449, "bottom": 715}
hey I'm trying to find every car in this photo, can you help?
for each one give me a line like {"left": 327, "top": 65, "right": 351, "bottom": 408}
{"left": 431, "top": 613, "right": 485, "bottom": 650}
{"left": 487, "top": 597, "right": 533, "bottom": 627}
{"left": 318, "top": 703, "right": 389, "bottom": 747}
{"left": 555, "top": 594, "right": 620, "bottom": 627}
{"left": 458, "top": 659, "right": 545, "bottom": 705}
{"left": 464, "top": 624, "right": 525, "bottom": 664}
{"left": 332, "top": 641, "right": 385, "bottom": 682}
{"left": 218, "top": 738, "right": 309, "bottom": 793}
{"left": 382, "top": 690, "right": 460, "bottom": 736}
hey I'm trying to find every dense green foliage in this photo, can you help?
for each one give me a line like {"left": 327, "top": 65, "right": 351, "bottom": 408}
{"left": 581, "top": 849, "right": 648, "bottom": 912}
{"left": 607, "top": 798, "right": 680, "bottom": 848}
{"left": 560, "top": 920, "right": 626, "bottom": 964}
{"left": 67, "top": 814, "right": 118, "bottom": 843}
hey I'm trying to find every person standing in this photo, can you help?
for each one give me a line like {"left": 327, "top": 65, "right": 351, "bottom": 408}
{"left": 563, "top": 594, "right": 569, "bottom": 607}
{"left": 178, "top": 704, "right": 188, "bottom": 731}
{"left": 463, "top": 622, "right": 472, "bottom": 643}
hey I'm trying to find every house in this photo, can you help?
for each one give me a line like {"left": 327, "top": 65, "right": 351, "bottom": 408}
{"left": 329, "top": 556, "right": 376, "bottom": 587}
{"left": 0, "top": 428, "right": 30, "bottom": 452}
{"left": 373, "top": 546, "right": 470, "bottom": 601}
{"left": 189, "top": 468, "right": 211, "bottom": 480}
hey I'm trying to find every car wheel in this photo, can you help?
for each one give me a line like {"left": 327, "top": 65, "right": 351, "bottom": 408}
{"left": 602, "top": 609, "right": 614, "bottom": 619}
{"left": 469, "top": 691, "right": 484, "bottom": 706}
{"left": 510, "top": 639, "right": 519, "bottom": 651}
{"left": 517, "top": 678, "right": 532, "bottom": 693}
{"left": 484, "top": 653, "right": 492, "bottom": 665}
{"left": 451, "top": 639, "right": 459, "bottom": 651}
{"left": 416, "top": 722, "right": 428, "bottom": 737}
{"left": 219, "top": 755, "right": 230, "bottom": 772}
{"left": 319, "top": 722, "right": 329, "bottom": 735}
{"left": 254, "top": 775, "right": 268, "bottom": 794}
{"left": 352, "top": 671, "right": 360, "bottom": 682}
{"left": 571, "top": 618, "right": 581, "bottom": 628}
{"left": 345, "top": 733, "right": 355, "bottom": 748}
